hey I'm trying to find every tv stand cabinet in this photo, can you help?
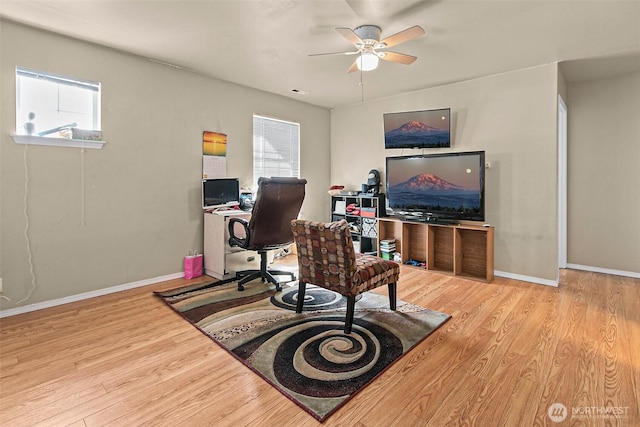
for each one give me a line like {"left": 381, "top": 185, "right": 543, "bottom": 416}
{"left": 378, "top": 217, "right": 494, "bottom": 282}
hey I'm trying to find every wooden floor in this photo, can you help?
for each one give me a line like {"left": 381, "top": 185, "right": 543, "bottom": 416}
{"left": 1, "top": 261, "right": 639, "bottom": 426}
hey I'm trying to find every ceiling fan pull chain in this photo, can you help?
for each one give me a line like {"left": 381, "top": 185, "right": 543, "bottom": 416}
{"left": 360, "top": 66, "right": 364, "bottom": 102}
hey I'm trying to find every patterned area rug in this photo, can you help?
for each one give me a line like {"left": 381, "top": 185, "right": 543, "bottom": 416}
{"left": 154, "top": 280, "right": 450, "bottom": 422}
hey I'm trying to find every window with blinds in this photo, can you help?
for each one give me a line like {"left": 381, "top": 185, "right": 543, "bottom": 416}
{"left": 252, "top": 115, "right": 300, "bottom": 189}
{"left": 15, "top": 67, "right": 101, "bottom": 137}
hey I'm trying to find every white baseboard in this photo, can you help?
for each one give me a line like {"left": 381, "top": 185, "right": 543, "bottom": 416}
{"left": 494, "top": 270, "right": 559, "bottom": 287}
{"left": 0, "top": 272, "right": 184, "bottom": 319}
{"left": 3, "top": 266, "right": 634, "bottom": 319}
{"left": 565, "top": 264, "right": 640, "bottom": 279}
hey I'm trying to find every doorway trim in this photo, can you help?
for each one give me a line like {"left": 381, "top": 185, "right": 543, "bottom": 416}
{"left": 558, "top": 95, "right": 568, "bottom": 270}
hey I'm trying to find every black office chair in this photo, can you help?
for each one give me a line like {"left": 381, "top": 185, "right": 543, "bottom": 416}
{"left": 217, "top": 177, "right": 307, "bottom": 291}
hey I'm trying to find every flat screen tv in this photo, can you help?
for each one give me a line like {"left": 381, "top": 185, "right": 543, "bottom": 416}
{"left": 386, "top": 151, "right": 485, "bottom": 222}
{"left": 202, "top": 178, "right": 240, "bottom": 209}
{"left": 383, "top": 108, "right": 451, "bottom": 149}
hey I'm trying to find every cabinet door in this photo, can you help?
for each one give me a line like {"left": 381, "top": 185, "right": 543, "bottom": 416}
{"left": 204, "top": 213, "right": 224, "bottom": 276}
{"left": 225, "top": 251, "right": 260, "bottom": 274}
{"left": 204, "top": 211, "right": 256, "bottom": 279}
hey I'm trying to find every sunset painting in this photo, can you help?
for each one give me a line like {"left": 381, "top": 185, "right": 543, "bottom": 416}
{"left": 203, "top": 131, "right": 227, "bottom": 156}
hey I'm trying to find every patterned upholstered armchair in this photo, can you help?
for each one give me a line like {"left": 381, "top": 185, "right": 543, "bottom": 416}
{"left": 290, "top": 219, "right": 400, "bottom": 334}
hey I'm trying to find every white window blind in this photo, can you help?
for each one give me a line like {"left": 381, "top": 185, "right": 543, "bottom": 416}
{"left": 15, "top": 67, "right": 101, "bottom": 136}
{"left": 252, "top": 115, "right": 300, "bottom": 189}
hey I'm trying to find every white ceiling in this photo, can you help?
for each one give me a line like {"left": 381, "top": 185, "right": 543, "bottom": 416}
{"left": 2, "top": 0, "right": 640, "bottom": 108}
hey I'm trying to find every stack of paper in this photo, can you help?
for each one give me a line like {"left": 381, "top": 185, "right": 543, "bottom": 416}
{"left": 380, "top": 239, "right": 397, "bottom": 260}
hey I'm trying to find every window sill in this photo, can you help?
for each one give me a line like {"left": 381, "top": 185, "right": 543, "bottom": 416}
{"left": 11, "top": 134, "right": 106, "bottom": 149}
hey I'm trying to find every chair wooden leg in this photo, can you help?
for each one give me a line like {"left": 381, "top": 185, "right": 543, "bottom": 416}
{"left": 345, "top": 295, "right": 356, "bottom": 334}
{"left": 388, "top": 282, "right": 397, "bottom": 310}
{"left": 296, "top": 281, "right": 306, "bottom": 313}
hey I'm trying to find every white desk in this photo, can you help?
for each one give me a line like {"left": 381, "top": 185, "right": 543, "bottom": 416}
{"left": 203, "top": 210, "right": 261, "bottom": 279}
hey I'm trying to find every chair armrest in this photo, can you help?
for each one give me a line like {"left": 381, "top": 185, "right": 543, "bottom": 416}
{"left": 228, "top": 217, "right": 250, "bottom": 248}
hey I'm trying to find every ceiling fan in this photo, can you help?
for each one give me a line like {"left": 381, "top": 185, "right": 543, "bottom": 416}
{"left": 311, "top": 25, "right": 425, "bottom": 73}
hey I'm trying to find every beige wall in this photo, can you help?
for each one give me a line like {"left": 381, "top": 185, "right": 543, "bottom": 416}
{"left": 0, "top": 21, "right": 331, "bottom": 309}
{"left": 331, "top": 65, "right": 560, "bottom": 282}
{"left": 567, "top": 71, "right": 640, "bottom": 273}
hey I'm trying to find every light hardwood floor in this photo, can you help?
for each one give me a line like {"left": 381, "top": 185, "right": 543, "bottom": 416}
{"left": 1, "top": 262, "right": 638, "bottom": 426}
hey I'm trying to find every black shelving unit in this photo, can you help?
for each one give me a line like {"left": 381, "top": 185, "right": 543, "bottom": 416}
{"left": 330, "top": 194, "right": 385, "bottom": 255}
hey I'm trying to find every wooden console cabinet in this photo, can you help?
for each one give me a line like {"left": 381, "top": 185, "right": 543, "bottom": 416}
{"left": 378, "top": 217, "right": 494, "bottom": 282}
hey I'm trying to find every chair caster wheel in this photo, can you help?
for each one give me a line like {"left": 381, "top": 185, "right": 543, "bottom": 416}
{"left": 237, "top": 284, "right": 245, "bottom": 291}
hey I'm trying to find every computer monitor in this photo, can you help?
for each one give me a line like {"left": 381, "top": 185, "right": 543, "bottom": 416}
{"left": 202, "top": 178, "right": 240, "bottom": 209}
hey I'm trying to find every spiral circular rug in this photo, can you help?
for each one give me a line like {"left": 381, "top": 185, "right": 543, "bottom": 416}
{"left": 155, "top": 280, "right": 450, "bottom": 422}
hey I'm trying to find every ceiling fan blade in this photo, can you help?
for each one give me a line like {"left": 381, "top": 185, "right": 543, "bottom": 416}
{"left": 378, "top": 25, "right": 425, "bottom": 48}
{"left": 380, "top": 51, "right": 417, "bottom": 65}
{"left": 309, "top": 50, "right": 360, "bottom": 57}
{"left": 347, "top": 61, "right": 360, "bottom": 73}
{"left": 336, "top": 27, "right": 364, "bottom": 46}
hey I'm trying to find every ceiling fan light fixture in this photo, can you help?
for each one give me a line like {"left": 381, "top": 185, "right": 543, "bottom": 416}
{"left": 313, "top": 24, "right": 424, "bottom": 74}
{"left": 356, "top": 52, "right": 379, "bottom": 71}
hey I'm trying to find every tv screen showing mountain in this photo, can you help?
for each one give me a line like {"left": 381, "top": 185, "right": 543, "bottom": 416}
{"left": 388, "top": 173, "right": 480, "bottom": 211}
{"left": 385, "top": 151, "right": 485, "bottom": 221}
{"left": 384, "top": 108, "right": 450, "bottom": 149}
